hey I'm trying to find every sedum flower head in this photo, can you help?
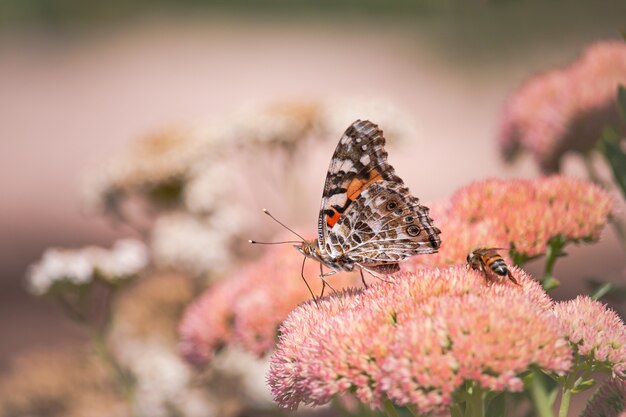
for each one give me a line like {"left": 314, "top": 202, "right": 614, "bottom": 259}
{"left": 580, "top": 378, "right": 626, "bottom": 417}
{"left": 403, "top": 217, "right": 508, "bottom": 270}
{"left": 499, "top": 40, "right": 626, "bottom": 173}
{"left": 179, "top": 242, "right": 357, "bottom": 365}
{"left": 449, "top": 176, "right": 613, "bottom": 258}
{"left": 178, "top": 277, "right": 246, "bottom": 365}
{"left": 553, "top": 296, "right": 626, "bottom": 377}
{"left": 268, "top": 265, "right": 570, "bottom": 413}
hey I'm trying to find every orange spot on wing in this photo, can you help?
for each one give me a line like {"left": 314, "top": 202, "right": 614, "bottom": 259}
{"left": 346, "top": 169, "right": 383, "bottom": 201}
{"left": 327, "top": 210, "right": 341, "bottom": 228}
{"left": 346, "top": 178, "right": 367, "bottom": 200}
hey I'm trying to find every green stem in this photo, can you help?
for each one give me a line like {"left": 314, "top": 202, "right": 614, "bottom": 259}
{"left": 406, "top": 404, "right": 425, "bottom": 417}
{"left": 382, "top": 398, "right": 400, "bottom": 417}
{"left": 56, "top": 289, "right": 135, "bottom": 402}
{"left": 88, "top": 327, "right": 135, "bottom": 400}
{"left": 450, "top": 404, "right": 464, "bottom": 417}
{"left": 557, "top": 368, "right": 579, "bottom": 417}
{"left": 527, "top": 371, "right": 555, "bottom": 417}
{"left": 466, "top": 385, "right": 485, "bottom": 417}
{"left": 558, "top": 387, "right": 572, "bottom": 417}
{"left": 541, "top": 237, "right": 565, "bottom": 290}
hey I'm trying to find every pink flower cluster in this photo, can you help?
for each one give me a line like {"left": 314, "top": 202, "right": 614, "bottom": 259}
{"left": 403, "top": 216, "right": 509, "bottom": 271}
{"left": 553, "top": 296, "right": 626, "bottom": 377}
{"left": 179, "top": 243, "right": 356, "bottom": 364}
{"left": 442, "top": 176, "right": 613, "bottom": 259}
{"left": 499, "top": 40, "right": 626, "bottom": 172}
{"left": 268, "top": 265, "right": 572, "bottom": 413}
{"left": 580, "top": 378, "right": 626, "bottom": 417}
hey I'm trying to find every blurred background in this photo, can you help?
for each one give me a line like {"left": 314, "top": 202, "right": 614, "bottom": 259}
{"left": 1, "top": 0, "right": 625, "bottom": 415}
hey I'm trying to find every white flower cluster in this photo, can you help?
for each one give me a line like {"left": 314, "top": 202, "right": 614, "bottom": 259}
{"left": 115, "top": 339, "right": 217, "bottom": 417}
{"left": 317, "top": 98, "right": 416, "bottom": 145}
{"left": 80, "top": 128, "right": 219, "bottom": 213}
{"left": 213, "top": 101, "right": 318, "bottom": 148}
{"left": 27, "top": 239, "right": 148, "bottom": 295}
{"left": 183, "top": 159, "right": 237, "bottom": 215}
{"left": 150, "top": 212, "right": 247, "bottom": 277}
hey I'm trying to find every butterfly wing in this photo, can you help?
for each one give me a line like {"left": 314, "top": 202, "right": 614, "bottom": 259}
{"left": 317, "top": 120, "right": 441, "bottom": 266}
{"left": 331, "top": 180, "right": 441, "bottom": 266}
{"left": 318, "top": 120, "right": 399, "bottom": 248}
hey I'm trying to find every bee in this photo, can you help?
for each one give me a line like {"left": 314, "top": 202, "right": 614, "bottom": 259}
{"left": 467, "top": 247, "right": 519, "bottom": 285}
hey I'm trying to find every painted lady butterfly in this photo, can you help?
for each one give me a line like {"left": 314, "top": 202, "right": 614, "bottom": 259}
{"left": 295, "top": 119, "right": 441, "bottom": 293}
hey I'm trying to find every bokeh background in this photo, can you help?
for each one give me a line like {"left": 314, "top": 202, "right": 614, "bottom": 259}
{"left": 1, "top": 0, "right": 625, "bottom": 414}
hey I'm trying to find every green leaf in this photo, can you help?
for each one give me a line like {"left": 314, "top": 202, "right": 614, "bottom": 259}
{"left": 450, "top": 405, "right": 464, "bottom": 417}
{"left": 599, "top": 126, "right": 626, "bottom": 200}
{"left": 590, "top": 282, "right": 613, "bottom": 300}
{"left": 572, "top": 378, "right": 596, "bottom": 394}
{"left": 486, "top": 393, "right": 506, "bottom": 417}
{"left": 588, "top": 278, "right": 626, "bottom": 302}
{"left": 541, "top": 276, "right": 560, "bottom": 291}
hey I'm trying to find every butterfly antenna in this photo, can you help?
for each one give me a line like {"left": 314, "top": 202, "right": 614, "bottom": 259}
{"left": 248, "top": 240, "right": 302, "bottom": 245}
{"left": 262, "top": 208, "right": 307, "bottom": 241}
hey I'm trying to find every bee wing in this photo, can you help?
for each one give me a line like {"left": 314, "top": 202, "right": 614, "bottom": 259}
{"left": 474, "top": 247, "right": 508, "bottom": 256}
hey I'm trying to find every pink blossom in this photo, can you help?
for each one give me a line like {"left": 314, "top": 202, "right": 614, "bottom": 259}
{"left": 403, "top": 217, "right": 508, "bottom": 270}
{"left": 449, "top": 176, "right": 613, "bottom": 258}
{"left": 268, "top": 289, "right": 364, "bottom": 410}
{"left": 580, "top": 378, "right": 626, "bottom": 417}
{"left": 553, "top": 296, "right": 626, "bottom": 377}
{"left": 178, "top": 277, "right": 246, "bottom": 365}
{"left": 499, "top": 40, "right": 626, "bottom": 173}
{"left": 179, "top": 243, "right": 356, "bottom": 364}
{"left": 268, "top": 265, "right": 570, "bottom": 413}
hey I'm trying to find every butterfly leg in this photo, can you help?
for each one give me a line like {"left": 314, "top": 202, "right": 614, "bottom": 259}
{"left": 356, "top": 263, "right": 393, "bottom": 284}
{"left": 319, "top": 264, "right": 338, "bottom": 297}
{"left": 359, "top": 268, "right": 369, "bottom": 289}
{"left": 301, "top": 256, "right": 318, "bottom": 304}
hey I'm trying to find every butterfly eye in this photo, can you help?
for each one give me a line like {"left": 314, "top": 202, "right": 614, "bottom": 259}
{"left": 386, "top": 201, "right": 398, "bottom": 211}
{"left": 405, "top": 216, "right": 414, "bottom": 223}
{"left": 406, "top": 225, "right": 421, "bottom": 236}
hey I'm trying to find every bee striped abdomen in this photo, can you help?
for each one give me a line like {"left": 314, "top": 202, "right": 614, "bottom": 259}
{"left": 487, "top": 257, "right": 508, "bottom": 276}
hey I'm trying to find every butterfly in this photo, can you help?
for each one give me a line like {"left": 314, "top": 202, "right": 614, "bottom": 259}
{"left": 293, "top": 119, "right": 441, "bottom": 296}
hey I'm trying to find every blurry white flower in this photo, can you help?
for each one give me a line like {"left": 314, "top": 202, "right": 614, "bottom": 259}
{"left": 80, "top": 127, "right": 221, "bottom": 214}
{"left": 151, "top": 212, "right": 239, "bottom": 276}
{"left": 27, "top": 249, "right": 95, "bottom": 295}
{"left": 96, "top": 239, "right": 149, "bottom": 281}
{"left": 115, "top": 339, "right": 216, "bottom": 417}
{"left": 213, "top": 347, "right": 274, "bottom": 408}
{"left": 26, "top": 239, "right": 147, "bottom": 295}
{"left": 317, "top": 98, "right": 416, "bottom": 144}
{"left": 214, "top": 101, "right": 320, "bottom": 148}
{"left": 183, "top": 159, "right": 235, "bottom": 215}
